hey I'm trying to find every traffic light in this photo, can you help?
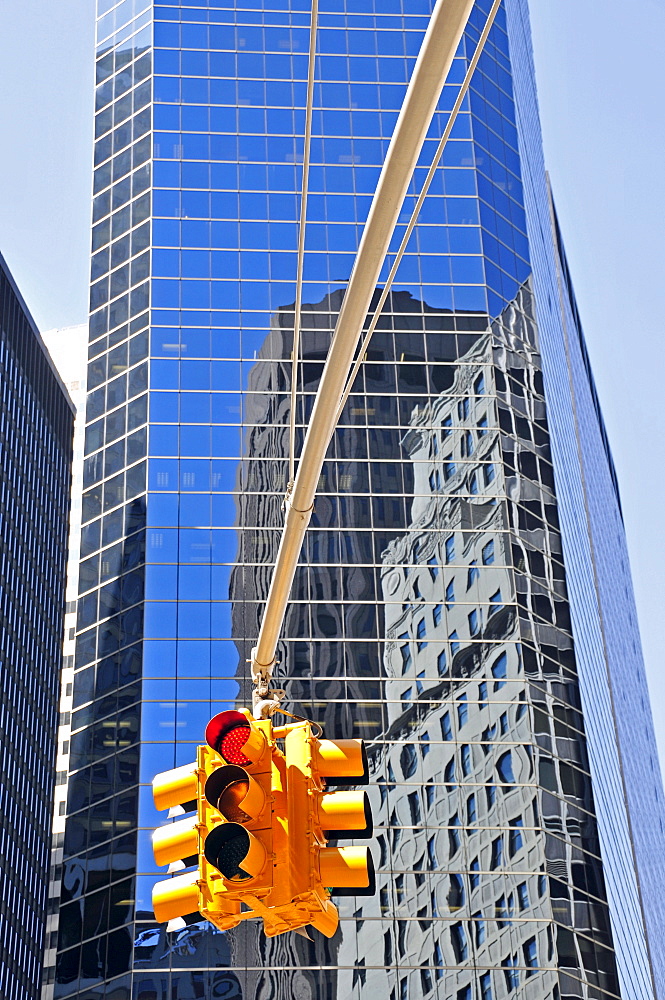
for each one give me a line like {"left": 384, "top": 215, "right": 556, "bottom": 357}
{"left": 150, "top": 708, "right": 374, "bottom": 938}
{"left": 151, "top": 709, "right": 273, "bottom": 931}
{"left": 150, "top": 749, "right": 245, "bottom": 929}
{"left": 284, "top": 722, "right": 375, "bottom": 937}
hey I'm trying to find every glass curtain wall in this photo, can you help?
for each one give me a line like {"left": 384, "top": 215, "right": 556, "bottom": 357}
{"left": 41, "top": 323, "right": 90, "bottom": 1000}
{"left": 0, "top": 255, "right": 74, "bottom": 1000}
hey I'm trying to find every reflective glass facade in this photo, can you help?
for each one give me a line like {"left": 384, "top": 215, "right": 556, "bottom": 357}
{"left": 41, "top": 324, "right": 90, "bottom": 988}
{"left": 0, "top": 254, "right": 74, "bottom": 1000}
{"left": 52, "top": 2, "right": 664, "bottom": 999}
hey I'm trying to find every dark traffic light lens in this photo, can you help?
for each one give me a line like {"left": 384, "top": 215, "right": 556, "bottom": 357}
{"left": 218, "top": 778, "right": 250, "bottom": 822}
{"left": 217, "top": 833, "right": 250, "bottom": 880}
{"left": 204, "top": 824, "right": 251, "bottom": 881}
{"left": 205, "top": 765, "right": 265, "bottom": 825}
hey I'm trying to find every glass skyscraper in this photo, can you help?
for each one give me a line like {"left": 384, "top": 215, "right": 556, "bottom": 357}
{"left": 0, "top": 254, "right": 74, "bottom": 1000}
{"left": 51, "top": 1, "right": 665, "bottom": 999}
{"left": 41, "top": 323, "right": 89, "bottom": 988}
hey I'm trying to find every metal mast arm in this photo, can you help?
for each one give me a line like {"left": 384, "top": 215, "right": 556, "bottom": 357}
{"left": 250, "top": 0, "right": 475, "bottom": 714}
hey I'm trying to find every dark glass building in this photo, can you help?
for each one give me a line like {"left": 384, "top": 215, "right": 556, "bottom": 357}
{"left": 52, "top": 2, "right": 665, "bottom": 999}
{"left": 0, "top": 253, "right": 74, "bottom": 1000}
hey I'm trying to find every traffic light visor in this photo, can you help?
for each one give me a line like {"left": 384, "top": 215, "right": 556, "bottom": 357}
{"left": 318, "top": 790, "right": 373, "bottom": 838}
{"left": 319, "top": 845, "right": 375, "bottom": 895}
{"left": 205, "top": 711, "right": 266, "bottom": 765}
{"left": 316, "top": 738, "right": 369, "bottom": 784}
{"left": 153, "top": 815, "right": 198, "bottom": 867}
{"left": 204, "top": 822, "right": 267, "bottom": 881}
{"left": 152, "top": 870, "right": 199, "bottom": 923}
{"left": 152, "top": 762, "right": 198, "bottom": 812}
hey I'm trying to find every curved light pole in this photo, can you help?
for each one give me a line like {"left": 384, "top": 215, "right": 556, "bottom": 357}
{"left": 250, "top": 0, "right": 477, "bottom": 714}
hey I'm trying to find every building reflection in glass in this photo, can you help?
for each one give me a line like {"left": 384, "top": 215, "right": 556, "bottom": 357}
{"left": 145, "top": 284, "right": 623, "bottom": 1000}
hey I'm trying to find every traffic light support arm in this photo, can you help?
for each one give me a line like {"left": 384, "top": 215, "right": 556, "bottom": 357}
{"left": 250, "top": 0, "right": 475, "bottom": 711}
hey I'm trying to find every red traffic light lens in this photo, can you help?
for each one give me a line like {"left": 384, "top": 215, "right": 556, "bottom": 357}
{"left": 220, "top": 727, "right": 252, "bottom": 766}
{"left": 206, "top": 711, "right": 255, "bottom": 765}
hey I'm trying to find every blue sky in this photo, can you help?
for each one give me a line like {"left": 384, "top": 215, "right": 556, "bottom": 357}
{"left": 1, "top": 1, "right": 663, "bottom": 759}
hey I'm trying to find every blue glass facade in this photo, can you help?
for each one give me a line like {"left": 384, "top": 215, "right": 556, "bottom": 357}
{"left": 52, "top": 1, "right": 664, "bottom": 998}
{"left": 0, "top": 253, "right": 74, "bottom": 1000}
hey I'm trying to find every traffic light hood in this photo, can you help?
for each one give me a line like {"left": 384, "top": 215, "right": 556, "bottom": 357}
{"left": 205, "top": 709, "right": 266, "bottom": 765}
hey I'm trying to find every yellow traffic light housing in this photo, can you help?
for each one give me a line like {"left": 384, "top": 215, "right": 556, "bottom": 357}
{"left": 150, "top": 708, "right": 374, "bottom": 938}
{"left": 285, "top": 722, "right": 374, "bottom": 931}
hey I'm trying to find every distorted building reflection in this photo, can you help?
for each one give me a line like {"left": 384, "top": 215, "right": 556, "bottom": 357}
{"left": 334, "top": 283, "right": 620, "bottom": 1000}
{"left": 160, "top": 283, "right": 624, "bottom": 1000}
